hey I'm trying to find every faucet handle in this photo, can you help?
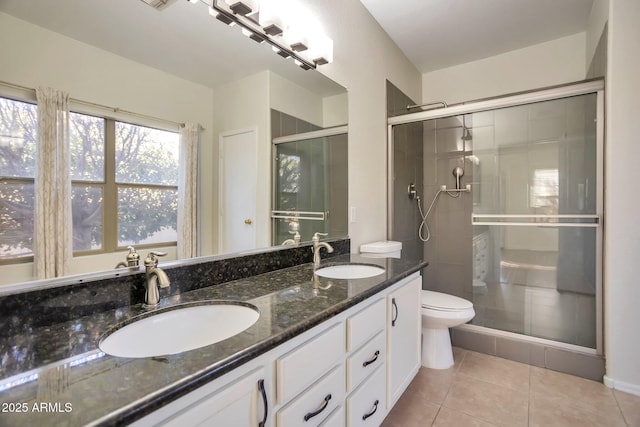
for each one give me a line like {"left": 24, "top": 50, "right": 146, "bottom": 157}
{"left": 126, "top": 246, "right": 140, "bottom": 266}
{"left": 145, "top": 251, "right": 167, "bottom": 267}
{"left": 312, "top": 232, "right": 328, "bottom": 241}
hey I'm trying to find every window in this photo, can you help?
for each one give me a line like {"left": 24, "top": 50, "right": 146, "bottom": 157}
{"left": 0, "top": 95, "right": 179, "bottom": 262}
{"left": 0, "top": 97, "right": 37, "bottom": 260}
{"left": 113, "top": 121, "right": 178, "bottom": 248}
{"left": 277, "top": 152, "right": 301, "bottom": 210}
{"left": 70, "top": 112, "right": 105, "bottom": 251}
{"left": 530, "top": 168, "right": 559, "bottom": 213}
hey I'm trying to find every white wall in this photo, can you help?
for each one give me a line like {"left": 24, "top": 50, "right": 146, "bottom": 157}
{"left": 604, "top": 0, "right": 640, "bottom": 396}
{"left": 422, "top": 33, "right": 586, "bottom": 105}
{"left": 212, "top": 71, "right": 271, "bottom": 253}
{"left": 299, "top": 0, "right": 422, "bottom": 251}
{"left": 0, "top": 12, "right": 215, "bottom": 286}
{"left": 269, "top": 72, "right": 324, "bottom": 127}
{"left": 323, "top": 92, "right": 348, "bottom": 127}
{"left": 586, "top": 0, "right": 610, "bottom": 70}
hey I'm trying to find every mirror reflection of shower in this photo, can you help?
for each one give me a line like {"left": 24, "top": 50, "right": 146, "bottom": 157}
{"left": 409, "top": 166, "right": 471, "bottom": 242}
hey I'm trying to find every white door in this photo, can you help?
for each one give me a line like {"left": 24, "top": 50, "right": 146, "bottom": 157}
{"left": 220, "top": 129, "right": 257, "bottom": 253}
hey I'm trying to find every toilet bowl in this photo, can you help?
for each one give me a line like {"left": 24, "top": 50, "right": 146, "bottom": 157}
{"left": 421, "top": 290, "right": 475, "bottom": 369}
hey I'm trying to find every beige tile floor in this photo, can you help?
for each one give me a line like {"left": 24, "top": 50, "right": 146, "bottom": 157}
{"left": 382, "top": 347, "right": 640, "bottom": 427}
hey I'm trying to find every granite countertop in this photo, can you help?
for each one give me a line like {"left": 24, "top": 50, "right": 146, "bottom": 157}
{"left": 0, "top": 253, "right": 426, "bottom": 426}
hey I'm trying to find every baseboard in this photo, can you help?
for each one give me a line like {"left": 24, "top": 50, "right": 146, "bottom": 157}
{"left": 603, "top": 375, "right": 640, "bottom": 396}
{"left": 451, "top": 326, "right": 605, "bottom": 382}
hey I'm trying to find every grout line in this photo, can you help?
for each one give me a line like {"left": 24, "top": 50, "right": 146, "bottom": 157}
{"left": 527, "top": 363, "right": 532, "bottom": 427}
{"left": 430, "top": 406, "right": 442, "bottom": 427}
{"left": 611, "top": 389, "right": 632, "bottom": 426}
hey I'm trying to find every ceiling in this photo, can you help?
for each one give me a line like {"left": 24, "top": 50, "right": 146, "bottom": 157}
{"left": 0, "top": 0, "right": 595, "bottom": 91}
{"left": 0, "top": 0, "right": 343, "bottom": 95}
{"left": 359, "top": 0, "right": 595, "bottom": 73}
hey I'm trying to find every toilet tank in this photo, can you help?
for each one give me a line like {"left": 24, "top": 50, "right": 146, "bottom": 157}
{"left": 359, "top": 241, "right": 402, "bottom": 258}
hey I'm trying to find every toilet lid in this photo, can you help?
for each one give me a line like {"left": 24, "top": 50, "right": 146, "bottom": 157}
{"left": 421, "top": 290, "right": 473, "bottom": 311}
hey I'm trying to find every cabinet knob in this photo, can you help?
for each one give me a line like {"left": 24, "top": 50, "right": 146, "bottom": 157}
{"left": 244, "top": 218, "right": 253, "bottom": 225}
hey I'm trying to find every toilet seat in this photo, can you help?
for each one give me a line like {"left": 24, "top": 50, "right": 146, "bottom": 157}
{"left": 421, "top": 290, "right": 473, "bottom": 312}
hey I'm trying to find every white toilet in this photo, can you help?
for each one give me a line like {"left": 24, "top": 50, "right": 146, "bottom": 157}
{"left": 421, "top": 290, "right": 475, "bottom": 369}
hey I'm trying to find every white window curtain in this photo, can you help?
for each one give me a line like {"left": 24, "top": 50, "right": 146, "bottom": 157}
{"left": 177, "top": 122, "right": 200, "bottom": 259}
{"left": 34, "top": 87, "right": 71, "bottom": 279}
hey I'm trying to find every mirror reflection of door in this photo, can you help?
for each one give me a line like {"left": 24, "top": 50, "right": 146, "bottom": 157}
{"left": 220, "top": 129, "right": 257, "bottom": 253}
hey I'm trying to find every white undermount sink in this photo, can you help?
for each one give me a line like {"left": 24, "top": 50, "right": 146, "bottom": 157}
{"left": 314, "top": 264, "right": 385, "bottom": 279}
{"left": 99, "top": 302, "right": 259, "bottom": 358}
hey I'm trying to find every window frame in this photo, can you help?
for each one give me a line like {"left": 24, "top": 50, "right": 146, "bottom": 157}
{"left": 0, "top": 92, "right": 179, "bottom": 264}
{"left": 0, "top": 94, "right": 38, "bottom": 265}
{"left": 72, "top": 116, "right": 179, "bottom": 256}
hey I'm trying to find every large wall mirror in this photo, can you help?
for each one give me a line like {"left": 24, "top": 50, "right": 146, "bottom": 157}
{"left": 0, "top": 0, "right": 347, "bottom": 288}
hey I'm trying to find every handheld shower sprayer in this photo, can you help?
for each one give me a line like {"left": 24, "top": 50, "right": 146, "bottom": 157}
{"left": 452, "top": 167, "right": 464, "bottom": 190}
{"left": 409, "top": 167, "right": 470, "bottom": 242}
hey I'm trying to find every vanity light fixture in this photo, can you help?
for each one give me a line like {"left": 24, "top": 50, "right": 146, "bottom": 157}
{"left": 227, "top": 1, "right": 254, "bottom": 16}
{"left": 193, "top": 0, "right": 333, "bottom": 70}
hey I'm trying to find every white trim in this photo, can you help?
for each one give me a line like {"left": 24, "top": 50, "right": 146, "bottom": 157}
{"left": 388, "top": 80, "right": 605, "bottom": 126}
{"left": 471, "top": 214, "right": 601, "bottom": 218}
{"left": 603, "top": 376, "right": 640, "bottom": 396}
{"left": 272, "top": 125, "right": 347, "bottom": 144}
{"left": 471, "top": 222, "right": 600, "bottom": 228}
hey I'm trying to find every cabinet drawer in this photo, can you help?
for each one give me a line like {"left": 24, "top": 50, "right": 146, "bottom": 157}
{"left": 277, "top": 365, "right": 345, "bottom": 427}
{"left": 346, "top": 365, "right": 386, "bottom": 427}
{"left": 318, "top": 405, "right": 345, "bottom": 427}
{"left": 276, "top": 323, "right": 345, "bottom": 404}
{"left": 346, "top": 298, "right": 385, "bottom": 352}
{"left": 346, "top": 331, "right": 386, "bottom": 392}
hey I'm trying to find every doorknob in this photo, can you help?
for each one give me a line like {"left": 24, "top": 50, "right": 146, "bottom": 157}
{"left": 244, "top": 219, "right": 253, "bottom": 225}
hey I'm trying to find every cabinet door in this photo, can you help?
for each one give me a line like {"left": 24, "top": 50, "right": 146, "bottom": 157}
{"left": 346, "top": 365, "right": 386, "bottom": 427}
{"left": 387, "top": 275, "right": 421, "bottom": 408}
{"left": 161, "top": 367, "right": 269, "bottom": 427}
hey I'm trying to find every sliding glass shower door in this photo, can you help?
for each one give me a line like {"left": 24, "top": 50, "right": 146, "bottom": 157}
{"left": 388, "top": 81, "right": 604, "bottom": 353}
{"left": 470, "top": 93, "right": 602, "bottom": 349}
{"left": 272, "top": 131, "right": 348, "bottom": 246}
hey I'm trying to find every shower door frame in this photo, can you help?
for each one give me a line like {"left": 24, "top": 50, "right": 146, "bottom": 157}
{"left": 386, "top": 79, "right": 605, "bottom": 355}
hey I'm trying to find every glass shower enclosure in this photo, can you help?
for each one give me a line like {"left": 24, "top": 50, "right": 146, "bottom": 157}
{"left": 388, "top": 80, "right": 604, "bottom": 353}
{"left": 272, "top": 127, "right": 348, "bottom": 246}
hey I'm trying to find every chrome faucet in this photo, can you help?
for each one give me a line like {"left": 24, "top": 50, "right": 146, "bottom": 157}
{"left": 143, "top": 251, "right": 170, "bottom": 308}
{"left": 312, "top": 232, "right": 334, "bottom": 268}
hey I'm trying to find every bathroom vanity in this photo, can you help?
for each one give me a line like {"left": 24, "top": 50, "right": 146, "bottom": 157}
{"left": 0, "top": 245, "right": 425, "bottom": 426}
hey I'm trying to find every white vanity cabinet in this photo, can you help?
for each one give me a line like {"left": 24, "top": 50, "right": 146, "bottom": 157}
{"left": 275, "top": 323, "right": 345, "bottom": 426}
{"left": 132, "top": 271, "right": 422, "bottom": 427}
{"left": 344, "top": 298, "right": 387, "bottom": 425}
{"left": 131, "top": 364, "right": 271, "bottom": 427}
{"left": 386, "top": 274, "right": 421, "bottom": 408}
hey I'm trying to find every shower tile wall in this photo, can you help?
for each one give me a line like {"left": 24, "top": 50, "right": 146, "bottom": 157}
{"left": 387, "top": 81, "right": 423, "bottom": 261}
{"left": 271, "top": 109, "right": 322, "bottom": 138}
{"left": 422, "top": 116, "right": 474, "bottom": 301}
